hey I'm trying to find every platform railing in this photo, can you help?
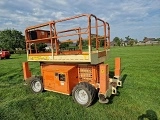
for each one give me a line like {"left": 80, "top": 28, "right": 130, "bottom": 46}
{"left": 25, "top": 14, "right": 110, "bottom": 61}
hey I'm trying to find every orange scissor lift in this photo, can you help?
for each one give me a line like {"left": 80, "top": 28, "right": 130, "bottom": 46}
{"left": 23, "top": 14, "right": 122, "bottom": 107}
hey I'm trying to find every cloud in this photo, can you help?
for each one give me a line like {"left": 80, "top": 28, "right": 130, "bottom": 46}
{"left": 0, "top": 0, "right": 159, "bottom": 40}
{"left": 0, "top": 1, "right": 5, "bottom": 5}
{"left": 51, "top": 11, "right": 66, "bottom": 19}
{"left": 54, "top": 0, "right": 68, "bottom": 6}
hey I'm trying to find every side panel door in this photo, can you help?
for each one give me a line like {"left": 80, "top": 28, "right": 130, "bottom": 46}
{"left": 54, "top": 72, "right": 69, "bottom": 94}
{"left": 43, "top": 71, "right": 54, "bottom": 90}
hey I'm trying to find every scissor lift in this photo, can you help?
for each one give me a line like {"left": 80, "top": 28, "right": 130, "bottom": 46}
{"left": 23, "top": 14, "right": 122, "bottom": 107}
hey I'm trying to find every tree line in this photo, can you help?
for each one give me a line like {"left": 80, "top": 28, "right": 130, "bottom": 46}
{"left": 113, "top": 36, "right": 160, "bottom": 47}
{"left": 1, "top": 29, "right": 159, "bottom": 53}
{"left": 0, "top": 29, "right": 25, "bottom": 51}
{"left": 0, "top": 29, "right": 48, "bottom": 53}
{"left": 113, "top": 36, "right": 138, "bottom": 46}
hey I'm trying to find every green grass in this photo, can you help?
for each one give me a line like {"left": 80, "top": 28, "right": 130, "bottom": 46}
{"left": 0, "top": 45, "right": 160, "bottom": 120}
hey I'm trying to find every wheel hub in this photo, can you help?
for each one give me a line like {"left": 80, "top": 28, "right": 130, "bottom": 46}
{"left": 32, "top": 81, "right": 42, "bottom": 92}
{"left": 75, "top": 89, "right": 88, "bottom": 105}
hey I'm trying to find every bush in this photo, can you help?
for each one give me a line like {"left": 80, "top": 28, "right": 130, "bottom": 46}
{"left": 15, "top": 50, "right": 26, "bottom": 54}
{"left": 9, "top": 50, "right": 15, "bottom": 54}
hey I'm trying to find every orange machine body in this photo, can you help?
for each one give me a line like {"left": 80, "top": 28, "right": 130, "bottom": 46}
{"left": 41, "top": 64, "right": 78, "bottom": 95}
{"left": 23, "top": 60, "right": 121, "bottom": 95}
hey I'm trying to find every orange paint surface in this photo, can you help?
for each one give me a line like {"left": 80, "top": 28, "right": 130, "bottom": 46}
{"left": 114, "top": 57, "right": 121, "bottom": 77}
{"left": 99, "top": 64, "right": 109, "bottom": 94}
{"left": 41, "top": 64, "right": 78, "bottom": 94}
{"left": 22, "top": 62, "right": 31, "bottom": 80}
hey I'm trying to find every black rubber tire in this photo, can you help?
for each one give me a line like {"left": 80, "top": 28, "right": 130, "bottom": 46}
{"left": 28, "top": 76, "right": 44, "bottom": 93}
{"left": 72, "top": 82, "right": 96, "bottom": 107}
{"left": 5, "top": 56, "right": 10, "bottom": 59}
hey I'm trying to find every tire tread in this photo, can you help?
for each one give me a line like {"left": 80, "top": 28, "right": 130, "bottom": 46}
{"left": 72, "top": 82, "right": 96, "bottom": 107}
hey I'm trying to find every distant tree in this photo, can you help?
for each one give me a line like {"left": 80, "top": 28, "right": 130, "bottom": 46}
{"left": 155, "top": 38, "right": 160, "bottom": 45}
{"left": 134, "top": 39, "right": 138, "bottom": 44}
{"left": 120, "top": 38, "right": 123, "bottom": 42}
{"left": 129, "top": 39, "right": 134, "bottom": 46}
{"left": 0, "top": 29, "right": 25, "bottom": 51}
{"left": 83, "top": 40, "right": 88, "bottom": 46}
{"left": 125, "top": 36, "right": 131, "bottom": 42}
{"left": 60, "top": 43, "right": 68, "bottom": 49}
{"left": 113, "top": 37, "right": 121, "bottom": 46}
{"left": 125, "top": 36, "right": 136, "bottom": 46}
{"left": 82, "top": 40, "right": 88, "bottom": 49}
{"left": 59, "top": 39, "right": 73, "bottom": 49}
{"left": 91, "top": 38, "right": 96, "bottom": 48}
{"left": 143, "top": 37, "right": 147, "bottom": 41}
{"left": 120, "top": 38, "right": 126, "bottom": 46}
{"left": 156, "top": 38, "right": 160, "bottom": 41}
{"left": 37, "top": 43, "right": 47, "bottom": 52}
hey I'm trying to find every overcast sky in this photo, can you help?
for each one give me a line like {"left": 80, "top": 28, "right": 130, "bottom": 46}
{"left": 0, "top": 0, "right": 160, "bottom": 41}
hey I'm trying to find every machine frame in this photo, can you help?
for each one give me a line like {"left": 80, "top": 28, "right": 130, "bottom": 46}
{"left": 23, "top": 14, "right": 122, "bottom": 107}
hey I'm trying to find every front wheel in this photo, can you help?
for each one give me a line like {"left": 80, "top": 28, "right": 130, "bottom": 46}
{"left": 72, "top": 82, "right": 96, "bottom": 107}
{"left": 29, "top": 76, "right": 43, "bottom": 93}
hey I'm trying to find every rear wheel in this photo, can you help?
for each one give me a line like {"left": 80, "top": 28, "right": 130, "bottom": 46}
{"left": 5, "top": 56, "right": 10, "bottom": 59}
{"left": 72, "top": 82, "right": 96, "bottom": 107}
{"left": 29, "top": 76, "right": 43, "bottom": 93}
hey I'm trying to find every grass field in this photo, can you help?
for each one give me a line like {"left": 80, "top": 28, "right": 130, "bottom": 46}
{"left": 0, "top": 45, "right": 160, "bottom": 120}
